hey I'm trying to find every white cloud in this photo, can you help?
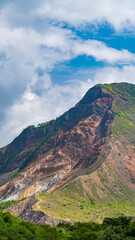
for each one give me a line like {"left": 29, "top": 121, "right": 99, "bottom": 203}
{"left": 0, "top": 14, "right": 134, "bottom": 109}
{"left": 73, "top": 40, "right": 135, "bottom": 64}
{"left": 0, "top": 24, "right": 76, "bottom": 122}
{"left": 2, "top": 0, "right": 135, "bottom": 31}
{"left": 0, "top": 0, "right": 135, "bottom": 147}
{"left": 0, "top": 79, "right": 92, "bottom": 147}
{"left": 94, "top": 65, "right": 135, "bottom": 84}
{"left": 36, "top": 0, "right": 135, "bottom": 31}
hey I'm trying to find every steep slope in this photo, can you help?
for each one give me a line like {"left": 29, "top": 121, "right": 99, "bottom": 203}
{"left": 33, "top": 83, "right": 135, "bottom": 222}
{"left": 0, "top": 84, "right": 114, "bottom": 201}
{"left": 0, "top": 82, "right": 135, "bottom": 224}
{"left": 36, "top": 139, "right": 135, "bottom": 223}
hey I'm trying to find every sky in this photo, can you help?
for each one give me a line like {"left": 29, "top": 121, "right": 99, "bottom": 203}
{"left": 0, "top": 0, "right": 135, "bottom": 147}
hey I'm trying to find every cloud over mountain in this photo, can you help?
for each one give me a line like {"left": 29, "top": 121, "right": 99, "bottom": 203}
{"left": 0, "top": 0, "right": 135, "bottom": 147}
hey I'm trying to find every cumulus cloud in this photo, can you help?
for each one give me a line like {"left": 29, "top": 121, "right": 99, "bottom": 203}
{"left": 94, "top": 65, "right": 135, "bottom": 84}
{"left": 35, "top": 0, "right": 135, "bottom": 31}
{"left": 0, "top": 79, "right": 92, "bottom": 147}
{"left": 0, "top": 24, "right": 75, "bottom": 123}
{"left": 73, "top": 40, "right": 135, "bottom": 64}
{"left": 0, "top": 0, "right": 135, "bottom": 147}
{"left": 2, "top": 0, "right": 135, "bottom": 31}
{"left": 0, "top": 10, "right": 134, "bottom": 117}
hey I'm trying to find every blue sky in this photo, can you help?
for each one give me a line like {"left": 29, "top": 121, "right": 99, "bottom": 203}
{"left": 51, "top": 25, "right": 135, "bottom": 84}
{"left": 0, "top": 0, "right": 135, "bottom": 147}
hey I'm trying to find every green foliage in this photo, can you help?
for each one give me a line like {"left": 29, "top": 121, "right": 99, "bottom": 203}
{"left": 37, "top": 120, "right": 55, "bottom": 128}
{"left": 58, "top": 216, "right": 135, "bottom": 240}
{"left": 101, "top": 84, "right": 115, "bottom": 93}
{"left": 0, "top": 210, "right": 135, "bottom": 239}
{"left": 0, "top": 198, "right": 26, "bottom": 211}
{"left": 26, "top": 125, "right": 36, "bottom": 129}
{"left": 0, "top": 212, "right": 58, "bottom": 240}
{"left": 108, "top": 83, "right": 135, "bottom": 143}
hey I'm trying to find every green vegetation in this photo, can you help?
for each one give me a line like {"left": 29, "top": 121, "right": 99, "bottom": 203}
{"left": 26, "top": 125, "right": 36, "bottom": 129}
{"left": 37, "top": 120, "right": 55, "bottom": 128}
{"left": 38, "top": 181, "right": 135, "bottom": 223}
{"left": 100, "top": 83, "right": 135, "bottom": 142}
{"left": 100, "top": 83, "right": 115, "bottom": 93}
{"left": 38, "top": 161, "right": 135, "bottom": 222}
{"left": 110, "top": 83, "right": 135, "bottom": 142}
{"left": 101, "top": 82, "right": 135, "bottom": 98}
{"left": 0, "top": 198, "right": 26, "bottom": 211}
{"left": 0, "top": 211, "right": 135, "bottom": 239}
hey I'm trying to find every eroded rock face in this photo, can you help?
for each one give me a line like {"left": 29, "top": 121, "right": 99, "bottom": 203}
{"left": 20, "top": 211, "right": 68, "bottom": 226}
{"left": 0, "top": 85, "right": 114, "bottom": 201}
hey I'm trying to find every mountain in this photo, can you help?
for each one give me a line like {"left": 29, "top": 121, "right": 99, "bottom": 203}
{"left": 0, "top": 82, "right": 135, "bottom": 223}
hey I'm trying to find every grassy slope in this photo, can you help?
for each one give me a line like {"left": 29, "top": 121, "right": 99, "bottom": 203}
{"left": 109, "top": 83, "right": 135, "bottom": 143}
{"left": 36, "top": 162, "right": 135, "bottom": 223}
{"left": 33, "top": 83, "right": 135, "bottom": 222}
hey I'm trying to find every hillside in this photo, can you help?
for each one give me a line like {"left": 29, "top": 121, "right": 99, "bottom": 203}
{"left": 33, "top": 83, "right": 135, "bottom": 222}
{"left": 0, "top": 84, "right": 114, "bottom": 200}
{"left": 0, "top": 82, "right": 135, "bottom": 223}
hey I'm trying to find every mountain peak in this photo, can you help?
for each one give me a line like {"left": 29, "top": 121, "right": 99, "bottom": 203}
{"left": 0, "top": 82, "right": 135, "bottom": 218}
{"left": 78, "top": 84, "right": 111, "bottom": 105}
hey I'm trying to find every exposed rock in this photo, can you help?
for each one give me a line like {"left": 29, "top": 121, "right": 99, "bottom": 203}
{"left": 21, "top": 194, "right": 37, "bottom": 213}
{"left": 0, "top": 85, "right": 114, "bottom": 201}
{"left": 20, "top": 210, "right": 68, "bottom": 226}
